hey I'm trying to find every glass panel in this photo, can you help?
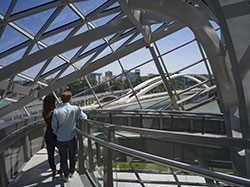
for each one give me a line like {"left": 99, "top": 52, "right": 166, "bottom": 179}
{"left": 21, "top": 61, "right": 46, "bottom": 79}
{"left": 155, "top": 26, "right": 194, "bottom": 54}
{"left": 127, "top": 33, "right": 143, "bottom": 45}
{"left": 73, "top": 0, "right": 107, "bottom": 16}
{"left": 14, "top": 8, "right": 55, "bottom": 36}
{"left": 73, "top": 24, "right": 88, "bottom": 36}
{"left": 93, "top": 61, "right": 122, "bottom": 78}
{"left": 161, "top": 42, "right": 202, "bottom": 74}
{"left": 0, "top": 0, "right": 11, "bottom": 15}
{"left": 61, "top": 47, "right": 81, "bottom": 60}
{"left": 80, "top": 39, "right": 105, "bottom": 56}
{"left": 59, "top": 65, "right": 75, "bottom": 78}
{"left": 74, "top": 53, "right": 94, "bottom": 67}
{"left": 0, "top": 47, "right": 28, "bottom": 66}
{"left": 12, "top": 0, "right": 53, "bottom": 14}
{"left": 0, "top": 25, "right": 28, "bottom": 53}
{"left": 46, "top": 5, "right": 80, "bottom": 32}
{"left": 29, "top": 44, "right": 41, "bottom": 55}
{"left": 93, "top": 47, "right": 112, "bottom": 62}
{"left": 79, "top": 121, "right": 104, "bottom": 186}
{"left": 151, "top": 23, "right": 164, "bottom": 32}
{"left": 0, "top": 98, "right": 9, "bottom": 110}
{"left": 111, "top": 35, "right": 131, "bottom": 51}
{"left": 78, "top": 118, "right": 237, "bottom": 187}
{"left": 41, "top": 28, "right": 73, "bottom": 46}
{"left": 91, "top": 13, "right": 120, "bottom": 28}
{"left": 43, "top": 56, "right": 65, "bottom": 74}
{"left": 108, "top": 2, "right": 120, "bottom": 9}
{"left": 120, "top": 47, "right": 152, "bottom": 71}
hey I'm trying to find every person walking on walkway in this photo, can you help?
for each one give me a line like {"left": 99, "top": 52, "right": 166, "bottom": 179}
{"left": 52, "top": 91, "right": 87, "bottom": 182}
{"left": 42, "top": 93, "right": 62, "bottom": 177}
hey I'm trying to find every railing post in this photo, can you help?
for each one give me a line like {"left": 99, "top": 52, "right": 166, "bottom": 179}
{"left": 23, "top": 135, "right": 31, "bottom": 162}
{"left": 109, "top": 113, "right": 112, "bottom": 124}
{"left": 171, "top": 115, "right": 174, "bottom": 130}
{"left": 103, "top": 125, "right": 114, "bottom": 187}
{"left": 140, "top": 114, "right": 143, "bottom": 128}
{"left": 201, "top": 117, "right": 205, "bottom": 135}
{"left": 87, "top": 123, "right": 94, "bottom": 172}
{"left": 77, "top": 120, "right": 86, "bottom": 175}
{"left": 95, "top": 142, "right": 101, "bottom": 166}
{"left": 0, "top": 153, "right": 7, "bottom": 187}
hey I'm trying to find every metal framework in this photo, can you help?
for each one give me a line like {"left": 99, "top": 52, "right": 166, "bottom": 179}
{"left": 0, "top": 0, "right": 250, "bottom": 178}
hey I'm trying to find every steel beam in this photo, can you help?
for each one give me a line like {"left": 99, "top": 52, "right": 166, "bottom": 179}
{"left": 0, "top": 80, "right": 38, "bottom": 97}
{"left": 0, "top": 0, "right": 17, "bottom": 38}
{"left": 118, "top": 0, "right": 151, "bottom": 44}
{"left": 0, "top": 2, "right": 121, "bottom": 59}
{"left": 0, "top": 18, "right": 134, "bottom": 82}
{"left": 0, "top": 22, "right": 185, "bottom": 117}
{"left": 148, "top": 45, "right": 179, "bottom": 110}
{"left": 8, "top": 1, "right": 65, "bottom": 22}
{"left": 38, "top": 21, "right": 185, "bottom": 97}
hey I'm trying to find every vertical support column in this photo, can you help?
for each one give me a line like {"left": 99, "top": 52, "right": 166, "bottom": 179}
{"left": 103, "top": 125, "right": 113, "bottom": 187}
{"left": 210, "top": 0, "right": 250, "bottom": 177}
{"left": 148, "top": 44, "right": 179, "bottom": 110}
{"left": 77, "top": 120, "right": 86, "bottom": 174}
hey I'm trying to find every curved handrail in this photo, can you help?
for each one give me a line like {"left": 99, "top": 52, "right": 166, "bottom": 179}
{"left": 75, "top": 122, "right": 250, "bottom": 187}
{"left": 83, "top": 108, "right": 224, "bottom": 119}
{"left": 0, "top": 118, "right": 45, "bottom": 153}
{"left": 85, "top": 119, "right": 250, "bottom": 149}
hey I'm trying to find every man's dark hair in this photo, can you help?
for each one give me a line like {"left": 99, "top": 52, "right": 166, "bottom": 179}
{"left": 61, "top": 91, "right": 72, "bottom": 103}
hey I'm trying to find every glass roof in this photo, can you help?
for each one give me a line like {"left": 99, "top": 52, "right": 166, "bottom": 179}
{"left": 0, "top": 0, "right": 222, "bottom": 120}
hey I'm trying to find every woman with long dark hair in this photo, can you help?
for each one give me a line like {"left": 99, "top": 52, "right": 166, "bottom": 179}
{"left": 42, "top": 93, "right": 61, "bottom": 176}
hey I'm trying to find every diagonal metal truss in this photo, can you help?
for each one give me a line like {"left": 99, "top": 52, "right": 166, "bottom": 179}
{"left": 0, "top": 0, "right": 220, "bottom": 118}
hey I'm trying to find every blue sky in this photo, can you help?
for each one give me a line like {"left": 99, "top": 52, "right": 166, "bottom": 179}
{"left": 0, "top": 0, "right": 220, "bottom": 80}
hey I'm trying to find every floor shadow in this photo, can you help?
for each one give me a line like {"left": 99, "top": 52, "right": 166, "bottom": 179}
{"left": 9, "top": 152, "right": 66, "bottom": 187}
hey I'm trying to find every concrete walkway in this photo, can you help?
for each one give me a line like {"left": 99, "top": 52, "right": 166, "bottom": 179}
{"left": 9, "top": 149, "right": 92, "bottom": 187}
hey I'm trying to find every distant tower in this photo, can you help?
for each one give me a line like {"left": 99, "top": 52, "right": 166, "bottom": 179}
{"left": 135, "top": 69, "right": 140, "bottom": 77}
{"left": 105, "top": 71, "right": 113, "bottom": 79}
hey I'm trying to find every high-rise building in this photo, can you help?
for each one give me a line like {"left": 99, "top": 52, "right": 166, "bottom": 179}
{"left": 105, "top": 71, "right": 113, "bottom": 79}
{"left": 87, "top": 73, "right": 102, "bottom": 83}
{"left": 127, "top": 69, "right": 140, "bottom": 82}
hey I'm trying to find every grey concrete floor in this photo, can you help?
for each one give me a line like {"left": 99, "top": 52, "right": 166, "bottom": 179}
{"left": 8, "top": 148, "right": 92, "bottom": 187}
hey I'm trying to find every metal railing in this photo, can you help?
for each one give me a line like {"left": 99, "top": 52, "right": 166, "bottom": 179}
{"left": 84, "top": 109, "right": 225, "bottom": 135}
{"left": 76, "top": 119, "right": 250, "bottom": 187}
{"left": 0, "top": 116, "right": 45, "bottom": 187}
{"left": 1, "top": 112, "right": 249, "bottom": 187}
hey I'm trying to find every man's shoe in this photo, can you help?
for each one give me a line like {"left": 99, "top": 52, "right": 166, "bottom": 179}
{"left": 61, "top": 175, "right": 70, "bottom": 182}
{"left": 69, "top": 172, "right": 75, "bottom": 178}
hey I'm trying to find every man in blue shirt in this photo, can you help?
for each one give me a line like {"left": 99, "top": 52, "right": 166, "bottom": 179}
{"left": 52, "top": 91, "right": 87, "bottom": 182}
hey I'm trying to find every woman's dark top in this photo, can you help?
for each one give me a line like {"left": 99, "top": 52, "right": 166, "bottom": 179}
{"left": 44, "top": 115, "right": 57, "bottom": 144}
